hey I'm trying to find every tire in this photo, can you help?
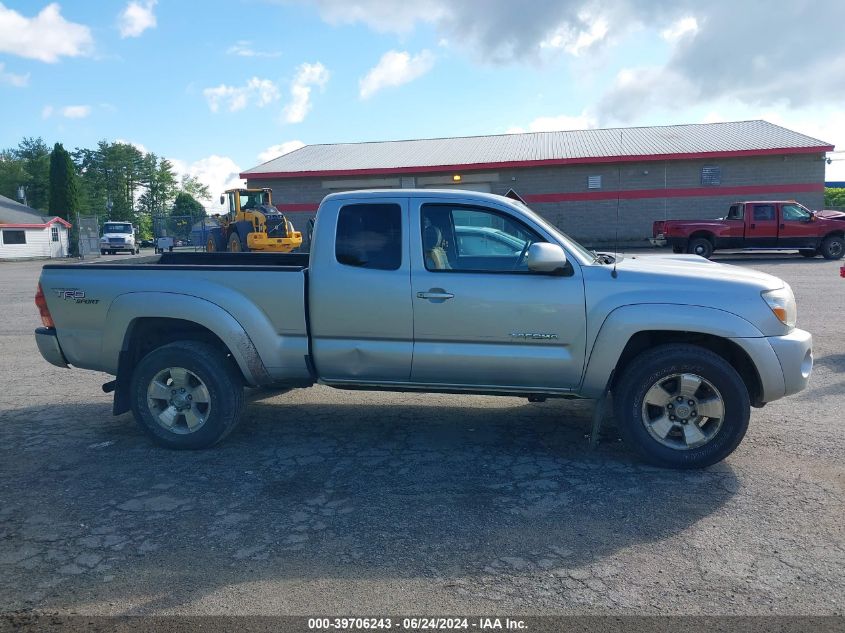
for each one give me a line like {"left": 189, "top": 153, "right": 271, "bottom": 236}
{"left": 130, "top": 341, "right": 245, "bottom": 449}
{"left": 672, "top": 246, "right": 684, "bottom": 254}
{"left": 687, "top": 238, "right": 713, "bottom": 259}
{"left": 613, "top": 344, "right": 750, "bottom": 469}
{"left": 228, "top": 231, "right": 247, "bottom": 253}
{"left": 798, "top": 249, "right": 818, "bottom": 258}
{"left": 207, "top": 236, "right": 217, "bottom": 252}
{"left": 100, "top": 249, "right": 106, "bottom": 255}
{"left": 820, "top": 235, "right": 844, "bottom": 260}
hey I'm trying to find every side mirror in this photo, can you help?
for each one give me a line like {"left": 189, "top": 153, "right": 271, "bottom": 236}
{"left": 809, "top": 212, "right": 817, "bottom": 222}
{"left": 527, "top": 242, "right": 567, "bottom": 274}
{"left": 219, "top": 194, "right": 225, "bottom": 205}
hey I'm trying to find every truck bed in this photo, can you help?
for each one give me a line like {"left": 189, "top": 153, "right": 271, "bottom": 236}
{"left": 40, "top": 251, "right": 312, "bottom": 382}
{"left": 44, "top": 251, "right": 310, "bottom": 271}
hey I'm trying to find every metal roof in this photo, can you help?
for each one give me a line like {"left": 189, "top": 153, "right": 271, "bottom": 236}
{"left": 242, "top": 120, "right": 834, "bottom": 179}
{"left": 0, "top": 194, "right": 50, "bottom": 224}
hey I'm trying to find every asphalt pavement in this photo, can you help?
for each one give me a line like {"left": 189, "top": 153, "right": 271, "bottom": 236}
{"left": 0, "top": 251, "right": 843, "bottom": 616}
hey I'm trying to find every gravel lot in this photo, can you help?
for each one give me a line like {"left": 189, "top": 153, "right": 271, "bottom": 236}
{"left": 1, "top": 253, "right": 843, "bottom": 616}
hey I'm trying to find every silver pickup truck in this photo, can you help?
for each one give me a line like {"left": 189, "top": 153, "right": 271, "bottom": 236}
{"left": 34, "top": 190, "right": 813, "bottom": 468}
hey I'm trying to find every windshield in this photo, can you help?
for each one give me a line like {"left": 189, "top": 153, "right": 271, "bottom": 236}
{"left": 238, "top": 191, "right": 270, "bottom": 210}
{"left": 103, "top": 223, "right": 132, "bottom": 234}
{"left": 514, "top": 201, "right": 601, "bottom": 263}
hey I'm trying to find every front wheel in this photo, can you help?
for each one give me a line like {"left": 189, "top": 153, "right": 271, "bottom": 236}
{"left": 687, "top": 238, "right": 714, "bottom": 259}
{"left": 820, "top": 235, "right": 844, "bottom": 260}
{"left": 130, "top": 341, "right": 245, "bottom": 449}
{"left": 613, "top": 344, "right": 750, "bottom": 469}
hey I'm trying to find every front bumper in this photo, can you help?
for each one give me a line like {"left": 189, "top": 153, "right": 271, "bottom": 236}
{"left": 729, "top": 328, "right": 812, "bottom": 404}
{"left": 767, "top": 328, "right": 813, "bottom": 398}
{"left": 35, "top": 327, "right": 69, "bottom": 368}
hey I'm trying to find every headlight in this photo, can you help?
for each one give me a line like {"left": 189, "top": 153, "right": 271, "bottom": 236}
{"left": 100, "top": 237, "right": 107, "bottom": 242}
{"left": 761, "top": 285, "right": 797, "bottom": 328}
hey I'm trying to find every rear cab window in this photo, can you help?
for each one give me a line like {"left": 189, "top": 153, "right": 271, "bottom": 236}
{"left": 335, "top": 203, "right": 402, "bottom": 270}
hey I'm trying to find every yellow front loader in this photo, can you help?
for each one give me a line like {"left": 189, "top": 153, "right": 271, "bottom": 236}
{"left": 207, "top": 188, "right": 302, "bottom": 253}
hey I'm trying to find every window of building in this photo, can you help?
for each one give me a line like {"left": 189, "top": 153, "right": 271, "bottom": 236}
{"left": 587, "top": 175, "right": 602, "bottom": 189}
{"left": 51, "top": 227, "right": 59, "bottom": 242}
{"left": 421, "top": 204, "right": 543, "bottom": 273}
{"left": 335, "top": 203, "right": 402, "bottom": 270}
{"left": 781, "top": 203, "right": 811, "bottom": 222}
{"left": 701, "top": 166, "right": 721, "bottom": 186}
{"left": 753, "top": 204, "right": 776, "bottom": 221}
{"left": 2, "top": 230, "right": 26, "bottom": 245}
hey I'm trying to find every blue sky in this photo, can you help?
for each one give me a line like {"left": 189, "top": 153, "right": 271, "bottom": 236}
{"left": 2, "top": 0, "right": 844, "bottom": 208}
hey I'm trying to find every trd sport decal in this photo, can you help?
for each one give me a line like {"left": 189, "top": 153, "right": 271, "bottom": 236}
{"left": 54, "top": 288, "right": 100, "bottom": 304}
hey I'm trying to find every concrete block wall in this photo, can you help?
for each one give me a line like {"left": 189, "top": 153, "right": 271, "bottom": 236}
{"left": 247, "top": 151, "right": 826, "bottom": 247}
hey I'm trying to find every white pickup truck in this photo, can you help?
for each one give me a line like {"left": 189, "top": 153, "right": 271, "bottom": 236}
{"left": 34, "top": 190, "right": 813, "bottom": 468}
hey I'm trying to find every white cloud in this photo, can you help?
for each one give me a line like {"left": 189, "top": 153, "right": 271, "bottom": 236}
{"left": 507, "top": 111, "right": 596, "bottom": 134}
{"left": 540, "top": 13, "right": 608, "bottom": 56}
{"left": 170, "top": 155, "right": 244, "bottom": 213}
{"left": 203, "top": 77, "right": 280, "bottom": 113}
{"left": 61, "top": 105, "right": 91, "bottom": 119}
{"left": 309, "top": 0, "right": 445, "bottom": 33}
{"left": 0, "top": 2, "right": 93, "bottom": 63}
{"left": 661, "top": 16, "right": 698, "bottom": 43}
{"left": 0, "top": 62, "right": 28, "bottom": 87}
{"left": 42, "top": 104, "right": 92, "bottom": 119}
{"left": 257, "top": 140, "right": 305, "bottom": 163}
{"left": 283, "top": 62, "right": 329, "bottom": 124}
{"left": 115, "top": 138, "right": 149, "bottom": 154}
{"left": 118, "top": 0, "right": 157, "bottom": 38}
{"left": 359, "top": 49, "right": 434, "bottom": 99}
{"left": 227, "top": 41, "right": 282, "bottom": 58}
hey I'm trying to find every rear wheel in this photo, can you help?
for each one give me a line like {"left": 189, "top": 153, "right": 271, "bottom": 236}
{"left": 613, "top": 344, "right": 750, "bottom": 469}
{"left": 799, "top": 249, "right": 818, "bottom": 258}
{"left": 688, "top": 238, "right": 714, "bottom": 259}
{"left": 130, "top": 341, "right": 245, "bottom": 449}
{"left": 820, "top": 235, "right": 844, "bottom": 260}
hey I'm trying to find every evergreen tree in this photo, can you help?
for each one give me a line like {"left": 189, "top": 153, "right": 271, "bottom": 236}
{"left": 48, "top": 143, "right": 80, "bottom": 221}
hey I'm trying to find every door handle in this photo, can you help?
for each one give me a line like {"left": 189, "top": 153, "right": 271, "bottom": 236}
{"left": 780, "top": 223, "right": 785, "bottom": 229}
{"left": 750, "top": 223, "right": 756, "bottom": 229}
{"left": 417, "top": 291, "right": 454, "bottom": 300}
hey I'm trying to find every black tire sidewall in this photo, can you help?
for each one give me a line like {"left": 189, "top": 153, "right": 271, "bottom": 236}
{"left": 615, "top": 346, "right": 750, "bottom": 469}
{"left": 130, "top": 342, "right": 243, "bottom": 449}
{"left": 688, "top": 238, "right": 713, "bottom": 259}
{"left": 821, "top": 236, "right": 844, "bottom": 260}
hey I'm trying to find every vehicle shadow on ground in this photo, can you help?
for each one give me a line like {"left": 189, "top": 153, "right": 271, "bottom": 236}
{"left": 0, "top": 396, "right": 738, "bottom": 613}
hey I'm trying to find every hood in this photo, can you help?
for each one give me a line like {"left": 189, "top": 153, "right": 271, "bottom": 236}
{"left": 815, "top": 209, "right": 845, "bottom": 220}
{"left": 613, "top": 253, "right": 784, "bottom": 291}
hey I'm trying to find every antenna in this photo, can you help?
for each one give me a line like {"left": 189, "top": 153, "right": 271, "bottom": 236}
{"left": 611, "top": 128, "right": 621, "bottom": 278}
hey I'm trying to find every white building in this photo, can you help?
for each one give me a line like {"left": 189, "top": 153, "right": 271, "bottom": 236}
{"left": 0, "top": 194, "right": 71, "bottom": 260}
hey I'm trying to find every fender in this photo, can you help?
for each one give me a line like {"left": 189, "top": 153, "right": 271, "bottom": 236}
{"left": 580, "top": 303, "right": 770, "bottom": 398}
{"left": 102, "top": 292, "right": 272, "bottom": 386}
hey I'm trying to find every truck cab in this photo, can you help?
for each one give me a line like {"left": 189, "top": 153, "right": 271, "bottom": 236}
{"left": 99, "top": 221, "right": 139, "bottom": 255}
{"left": 653, "top": 201, "right": 845, "bottom": 259}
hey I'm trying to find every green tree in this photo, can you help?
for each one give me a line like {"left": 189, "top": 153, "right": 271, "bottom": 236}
{"left": 0, "top": 138, "right": 51, "bottom": 210}
{"left": 180, "top": 175, "right": 211, "bottom": 202}
{"left": 138, "top": 154, "right": 177, "bottom": 216}
{"left": 48, "top": 143, "right": 81, "bottom": 221}
{"left": 0, "top": 149, "right": 27, "bottom": 202}
{"left": 172, "top": 191, "right": 205, "bottom": 220}
{"left": 824, "top": 187, "right": 845, "bottom": 209}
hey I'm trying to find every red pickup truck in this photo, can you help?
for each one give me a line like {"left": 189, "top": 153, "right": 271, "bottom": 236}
{"left": 652, "top": 201, "right": 845, "bottom": 259}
